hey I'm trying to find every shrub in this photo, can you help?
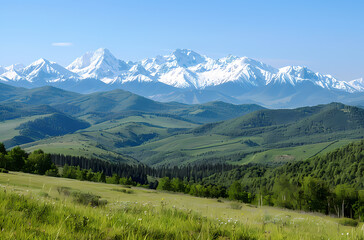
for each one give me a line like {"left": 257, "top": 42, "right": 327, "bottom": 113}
{"left": 0, "top": 168, "right": 8, "bottom": 173}
{"left": 38, "top": 192, "right": 50, "bottom": 198}
{"left": 338, "top": 218, "right": 359, "bottom": 227}
{"left": 65, "top": 214, "right": 89, "bottom": 232}
{"left": 57, "top": 186, "right": 71, "bottom": 196}
{"left": 45, "top": 168, "right": 59, "bottom": 177}
{"left": 111, "top": 188, "right": 133, "bottom": 194}
{"left": 98, "top": 199, "right": 108, "bottom": 206}
{"left": 230, "top": 202, "right": 242, "bottom": 210}
{"left": 71, "top": 191, "right": 107, "bottom": 207}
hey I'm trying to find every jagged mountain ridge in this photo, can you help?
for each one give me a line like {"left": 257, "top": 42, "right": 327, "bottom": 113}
{"left": 1, "top": 48, "right": 363, "bottom": 107}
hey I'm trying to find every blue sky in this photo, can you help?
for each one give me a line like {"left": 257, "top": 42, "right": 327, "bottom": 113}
{"left": 1, "top": 0, "right": 363, "bottom": 81}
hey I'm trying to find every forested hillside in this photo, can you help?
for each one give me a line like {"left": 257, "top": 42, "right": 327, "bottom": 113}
{"left": 198, "top": 140, "right": 364, "bottom": 219}
{"left": 2, "top": 113, "right": 90, "bottom": 147}
{"left": 115, "top": 103, "right": 364, "bottom": 166}
{"left": 0, "top": 83, "right": 363, "bottom": 168}
{"left": 193, "top": 103, "right": 364, "bottom": 140}
{"left": 0, "top": 104, "right": 58, "bottom": 121}
{"left": 203, "top": 140, "right": 364, "bottom": 188}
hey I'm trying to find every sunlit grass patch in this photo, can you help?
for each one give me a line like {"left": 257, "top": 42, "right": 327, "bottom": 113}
{"left": 0, "top": 172, "right": 363, "bottom": 240}
{"left": 0, "top": 189, "right": 257, "bottom": 239}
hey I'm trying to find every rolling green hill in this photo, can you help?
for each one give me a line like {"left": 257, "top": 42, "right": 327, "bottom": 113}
{"left": 0, "top": 83, "right": 27, "bottom": 102}
{"left": 0, "top": 102, "right": 90, "bottom": 148}
{"left": 0, "top": 103, "right": 65, "bottom": 147}
{"left": 192, "top": 102, "right": 364, "bottom": 144}
{"left": 1, "top": 83, "right": 363, "bottom": 167}
{"left": 275, "top": 139, "right": 364, "bottom": 188}
{"left": 115, "top": 103, "right": 364, "bottom": 166}
{"left": 2, "top": 85, "right": 80, "bottom": 106}
{"left": 0, "top": 83, "right": 264, "bottom": 124}
{"left": 0, "top": 103, "right": 58, "bottom": 121}
{"left": 20, "top": 113, "right": 197, "bottom": 162}
{"left": 0, "top": 114, "right": 53, "bottom": 144}
{"left": 203, "top": 139, "right": 364, "bottom": 189}
{"left": 194, "top": 103, "right": 364, "bottom": 135}
{"left": 19, "top": 103, "right": 364, "bottom": 167}
{"left": 2, "top": 113, "right": 90, "bottom": 148}
{"left": 0, "top": 83, "right": 263, "bottom": 160}
{"left": 45, "top": 89, "right": 265, "bottom": 124}
{"left": 20, "top": 132, "right": 139, "bottom": 163}
{"left": 52, "top": 89, "right": 182, "bottom": 116}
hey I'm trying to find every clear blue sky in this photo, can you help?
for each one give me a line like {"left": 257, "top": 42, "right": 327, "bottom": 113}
{"left": 1, "top": 0, "right": 363, "bottom": 81}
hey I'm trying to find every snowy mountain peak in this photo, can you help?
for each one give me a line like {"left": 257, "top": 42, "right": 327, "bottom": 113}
{"left": 21, "top": 58, "right": 50, "bottom": 76}
{"left": 169, "top": 49, "right": 206, "bottom": 67}
{"left": 91, "top": 48, "right": 118, "bottom": 63}
{"left": 5, "top": 63, "right": 24, "bottom": 72}
{"left": 277, "top": 66, "right": 315, "bottom": 80}
{"left": 348, "top": 78, "right": 364, "bottom": 91}
{"left": 32, "top": 58, "right": 51, "bottom": 65}
{"left": 0, "top": 63, "right": 24, "bottom": 74}
{"left": 279, "top": 65, "right": 307, "bottom": 73}
{"left": 271, "top": 65, "right": 358, "bottom": 92}
{"left": 23, "top": 58, "right": 56, "bottom": 71}
{"left": 218, "top": 55, "right": 239, "bottom": 65}
{"left": 0, "top": 64, "right": 25, "bottom": 81}
{"left": 67, "top": 48, "right": 115, "bottom": 70}
{"left": 238, "top": 57, "right": 278, "bottom": 73}
{"left": 129, "top": 64, "right": 149, "bottom": 75}
{"left": 19, "top": 58, "right": 78, "bottom": 83}
{"left": 67, "top": 48, "right": 129, "bottom": 82}
{"left": 270, "top": 66, "right": 309, "bottom": 85}
{"left": 95, "top": 47, "right": 111, "bottom": 55}
{"left": 1, "top": 48, "right": 364, "bottom": 104}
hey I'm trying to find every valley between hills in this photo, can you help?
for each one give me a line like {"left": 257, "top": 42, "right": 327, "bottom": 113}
{"left": 0, "top": 82, "right": 363, "bottom": 239}
{"left": 0, "top": 82, "right": 363, "bottom": 167}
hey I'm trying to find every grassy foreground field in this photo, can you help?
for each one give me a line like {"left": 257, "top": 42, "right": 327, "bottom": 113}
{"left": 0, "top": 172, "right": 363, "bottom": 239}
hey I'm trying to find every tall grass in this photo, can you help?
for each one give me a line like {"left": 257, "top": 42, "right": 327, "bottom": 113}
{"left": 0, "top": 172, "right": 363, "bottom": 240}
{"left": 0, "top": 189, "right": 257, "bottom": 239}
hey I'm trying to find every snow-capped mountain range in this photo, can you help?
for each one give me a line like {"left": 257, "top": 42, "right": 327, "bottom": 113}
{"left": 1, "top": 48, "right": 363, "bottom": 107}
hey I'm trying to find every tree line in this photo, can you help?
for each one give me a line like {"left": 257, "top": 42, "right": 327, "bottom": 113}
{"left": 50, "top": 153, "right": 237, "bottom": 184}
{"left": 202, "top": 140, "right": 364, "bottom": 221}
{"left": 61, "top": 164, "right": 138, "bottom": 186}
{"left": 0, "top": 143, "right": 58, "bottom": 176}
{"left": 51, "top": 154, "right": 149, "bottom": 184}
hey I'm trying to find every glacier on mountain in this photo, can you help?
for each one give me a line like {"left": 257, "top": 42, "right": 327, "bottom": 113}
{"left": 1, "top": 48, "right": 363, "bottom": 107}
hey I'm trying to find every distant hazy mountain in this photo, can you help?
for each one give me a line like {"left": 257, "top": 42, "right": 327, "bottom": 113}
{"left": 1, "top": 48, "right": 364, "bottom": 107}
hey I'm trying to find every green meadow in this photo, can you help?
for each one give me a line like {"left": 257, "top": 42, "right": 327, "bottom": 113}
{"left": 80, "top": 114, "right": 199, "bottom": 131}
{"left": 0, "top": 172, "right": 363, "bottom": 240}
